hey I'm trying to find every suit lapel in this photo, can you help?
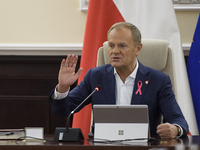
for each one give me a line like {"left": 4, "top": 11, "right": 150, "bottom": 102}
{"left": 100, "top": 63, "right": 150, "bottom": 105}
{"left": 101, "top": 65, "right": 116, "bottom": 104}
{"left": 131, "top": 62, "right": 150, "bottom": 104}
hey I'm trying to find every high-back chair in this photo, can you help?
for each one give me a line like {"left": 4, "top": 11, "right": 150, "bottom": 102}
{"left": 96, "top": 39, "right": 176, "bottom": 95}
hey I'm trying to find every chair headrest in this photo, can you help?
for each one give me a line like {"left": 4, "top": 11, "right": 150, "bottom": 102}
{"left": 102, "top": 41, "right": 110, "bottom": 65}
{"left": 101, "top": 39, "right": 169, "bottom": 71}
{"left": 138, "top": 39, "right": 169, "bottom": 71}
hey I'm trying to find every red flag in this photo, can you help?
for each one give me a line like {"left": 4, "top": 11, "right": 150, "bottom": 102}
{"left": 72, "top": 0, "right": 124, "bottom": 139}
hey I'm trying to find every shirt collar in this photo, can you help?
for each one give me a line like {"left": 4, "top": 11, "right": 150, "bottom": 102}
{"left": 114, "top": 59, "right": 139, "bottom": 79}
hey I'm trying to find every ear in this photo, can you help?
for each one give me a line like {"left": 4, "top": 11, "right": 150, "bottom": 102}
{"left": 136, "top": 43, "right": 142, "bottom": 56}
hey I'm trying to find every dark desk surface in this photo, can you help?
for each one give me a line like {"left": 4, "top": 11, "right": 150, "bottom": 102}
{"left": 0, "top": 135, "right": 199, "bottom": 150}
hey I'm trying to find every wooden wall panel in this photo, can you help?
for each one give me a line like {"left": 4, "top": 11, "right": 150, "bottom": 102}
{"left": 0, "top": 96, "right": 49, "bottom": 133}
{"left": 0, "top": 56, "right": 80, "bottom": 134}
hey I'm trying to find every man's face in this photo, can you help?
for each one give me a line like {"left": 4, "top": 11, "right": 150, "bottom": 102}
{"left": 108, "top": 27, "right": 142, "bottom": 72}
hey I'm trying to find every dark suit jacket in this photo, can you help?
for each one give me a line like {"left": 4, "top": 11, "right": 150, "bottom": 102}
{"left": 50, "top": 61, "right": 189, "bottom": 137}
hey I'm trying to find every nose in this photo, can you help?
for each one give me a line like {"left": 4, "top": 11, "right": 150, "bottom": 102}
{"left": 112, "top": 46, "right": 120, "bottom": 54}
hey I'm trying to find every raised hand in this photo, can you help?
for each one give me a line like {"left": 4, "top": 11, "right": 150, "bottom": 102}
{"left": 57, "top": 54, "right": 83, "bottom": 93}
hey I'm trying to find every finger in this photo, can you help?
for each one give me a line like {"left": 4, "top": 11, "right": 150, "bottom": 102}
{"left": 72, "top": 54, "right": 78, "bottom": 61}
{"left": 157, "top": 123, "right": 169, "bottom": 130}
{"left": 72, "top": 55, "right": 78, "bottom": 69}
{"left": 156, "top": 124, "right": 165, "bottom": 134}
{"left": 156, "top": 129, "right": 163, "bottom": 136}
{"left": 68, "top": 54, "right": 76, "bottom": 67}
{"left": 75, "top": 68, "right": 83, "bottom": 78}
{"left": 157, "top": 129, "right": 168, "bottom": 138}
{"left": 60, "top": 59, "right": 66, "bottom": 69}
{"left": 65, "top": 55, "right": 71, "bottom": 67}
{"left": 157, "top": 124, "right": 164, "bottom": 130}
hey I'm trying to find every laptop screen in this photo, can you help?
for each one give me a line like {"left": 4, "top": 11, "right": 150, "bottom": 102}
{"left": 93, "top": 105, "right": 149, "bottom": 123}
{"left": 93, "top": 105, "right": 149, "bottom": 142}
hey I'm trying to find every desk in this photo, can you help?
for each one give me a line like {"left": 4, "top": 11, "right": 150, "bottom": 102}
{"left": 0, "top": 135, "right": 199, "bottom": 150}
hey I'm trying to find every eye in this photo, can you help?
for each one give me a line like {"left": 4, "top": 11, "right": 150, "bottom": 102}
{"left": 109, "top": 44, "right": 114, "bottom": 48}
{"left": 120, "top": 44, "right": 126, "bottom": 48}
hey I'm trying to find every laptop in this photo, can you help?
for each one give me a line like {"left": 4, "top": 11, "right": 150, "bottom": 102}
{"left": 93, "top": 105, "right": 149, "bottom": 142}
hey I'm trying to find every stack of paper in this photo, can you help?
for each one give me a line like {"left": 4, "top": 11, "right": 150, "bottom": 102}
{"left": 0, "top": 129, "right": 25, "bottom": 140}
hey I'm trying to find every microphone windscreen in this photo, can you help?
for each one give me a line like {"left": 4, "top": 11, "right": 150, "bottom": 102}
{"left": 95, "top": 85, "right": 101, "bottom": 91}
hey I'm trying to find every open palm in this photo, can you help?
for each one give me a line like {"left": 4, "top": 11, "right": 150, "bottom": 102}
{"left": 57, "top": 55, "right": 83, "bottom": 93}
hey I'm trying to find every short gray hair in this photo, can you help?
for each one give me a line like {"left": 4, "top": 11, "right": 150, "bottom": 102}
{"left": 107, "top": 22, "right": 141, "bottom": 46}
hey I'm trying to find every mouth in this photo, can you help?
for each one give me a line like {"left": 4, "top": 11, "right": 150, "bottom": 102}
{"left": 111, "top": 57, "right": 121, "bottom": 61}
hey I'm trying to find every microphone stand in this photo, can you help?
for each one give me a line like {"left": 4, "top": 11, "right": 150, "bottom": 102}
{"left": 54, "top": 86, "right": 100, "bottom": 142}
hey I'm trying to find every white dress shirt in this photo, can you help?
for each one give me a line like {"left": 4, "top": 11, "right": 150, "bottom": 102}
{"left": 53, "top": 85, "right": 69, "bottom": 99}
{"left": 114, "top": 60, "right": 139, "bottom": 105}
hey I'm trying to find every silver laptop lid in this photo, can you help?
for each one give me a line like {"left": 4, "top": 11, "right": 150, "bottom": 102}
{"left": 93, "top": 105, "right": 149, "bottom": 124}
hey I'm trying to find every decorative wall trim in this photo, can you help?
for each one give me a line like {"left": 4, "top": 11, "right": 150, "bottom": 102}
{"left": 0, "top": 43, "right": 190, "bottom": 56}
{"left": 0, "top": 44, "right": 83, "bottom": 56}
{"left": 80, "top": 0, "right": 200, "bottom": 11}
{"left": 174, "top": 4, "right": 200, "bottom": 11}
{"left": 80, "top": 0, "right": 89, "bottom": 12}
{"left": 182, "top": 43, "right": 191, "bottom": 56}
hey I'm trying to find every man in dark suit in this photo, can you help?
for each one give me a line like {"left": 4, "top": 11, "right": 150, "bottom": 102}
{"left": 50, "top": 22, "right": 189, "bottom": 138}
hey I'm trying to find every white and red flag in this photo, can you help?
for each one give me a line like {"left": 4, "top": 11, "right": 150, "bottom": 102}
{"left": 72, "top": 0, "right": 198, "bottom": 139}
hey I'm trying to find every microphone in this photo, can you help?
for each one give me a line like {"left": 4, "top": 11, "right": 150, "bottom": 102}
{"left": 66, "top": 85, "right": 101, "bottom": 131}
{"left": 54, "top": 85, "right": 101, "bottom": 142}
